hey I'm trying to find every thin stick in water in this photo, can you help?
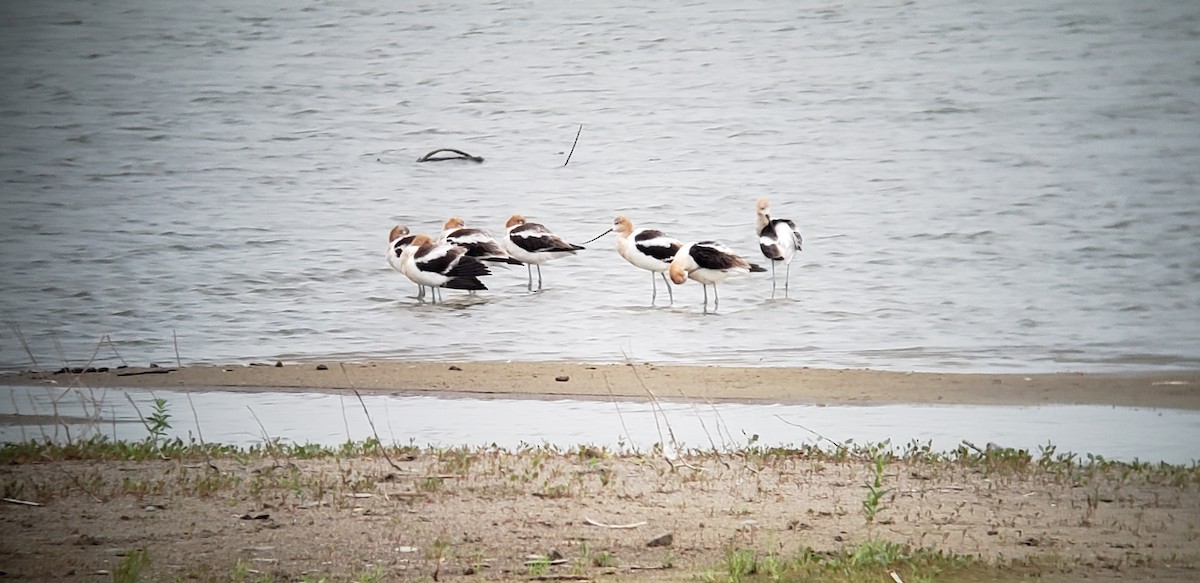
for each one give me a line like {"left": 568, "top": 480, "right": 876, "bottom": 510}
{"left": 339, "top": 393, "right": 351, "bottom": 443}
{"left": 102, "top": 335, "right": 128, "bottom": 367}
{"left": 246, "top": 405, "right": 272, "bottom": 445}
{"left": 600, "top": 371, "right": 636, "bottom": 452}
{"left": 49, "top": 330, "right": 69, "bottom": 371}
{"left": 340, "top": 364, "right": 405, "bottom": 472}
{"left": 773, "top": 414, "right": 855, "bottom": 457}
{"left": 125, "top": 393, "right": 152, "bottom": 436}
{"left": 186, "top": 391, "right": 220, "bottom": 473}
{"left": 619, "top": 349, "right": 703, "bottom": 471}
{"left": 82, "top": 336, "right": 105, "bottom": 375}
{"left": 563, "top": 124, "right": 583, "bottom": 166}
{"left": 9, "top": 390, "right": 27, "bottom": 443}
{"left": 8, "top": 322, "right": 40, "bottom": 370}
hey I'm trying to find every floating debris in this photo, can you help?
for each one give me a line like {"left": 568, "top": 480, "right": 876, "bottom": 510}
{"left": 416, "top": 148, "right": 483, "bottom": 163}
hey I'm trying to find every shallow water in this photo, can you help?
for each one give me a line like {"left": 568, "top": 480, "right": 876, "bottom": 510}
{"left": 3, "top": 386, "right": 1198, "bottom": 464}
{"left": 1, "top": 0, "right": 1198, "bottom": 373}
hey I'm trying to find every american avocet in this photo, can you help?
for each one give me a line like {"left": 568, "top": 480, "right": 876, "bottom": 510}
{"left": 668, "top": 240, "right": 766, "bottom": 310}
{"left": 388, "top": 225, "right": 427, "bottom": 300}
{"left": 439, "top": 217, "right": 523, "bottom": 265}
{"left": 585, "top": 215, "right": 682, "bottom": 304}
{"left": 503, "top": 214, "right": 585, "bottom": 291}
{"left": 398, "top": 234, "right": 492, "bottom": 303}
{"left": 755, "top": 198, "right": 803, "bottom": 297}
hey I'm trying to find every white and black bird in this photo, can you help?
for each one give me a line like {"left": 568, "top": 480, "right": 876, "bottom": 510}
{"left": 502, "top": 214, "right": 585, "bottom": 291}
{"left": 755, "top": 198, "right": 803, "bottom": 297}
{"left": 439, "top": 217, "right": 523, "bottom": 265}
{"left": 397, "top": 234, "right": 492, "bottom": 303}
{"left": 585, "top": 215, "right": 681, "bottom": 304}
{"left": 387, "top": 225, "right": 427, "bottom": 300}
{"left": 668, "top": 240, "right": 766, "bottom": 311}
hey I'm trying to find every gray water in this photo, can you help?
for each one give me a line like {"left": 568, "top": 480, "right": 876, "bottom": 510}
{"left": 3, "top": 385, "right": 1198, "bottom": 464}
{"left": 2, "top": 0, "right": 1198, "bottom": 373}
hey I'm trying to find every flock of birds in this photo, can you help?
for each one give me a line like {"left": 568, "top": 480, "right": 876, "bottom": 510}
{"left": 387, "top": 198, "right": 803, "bottom": 310}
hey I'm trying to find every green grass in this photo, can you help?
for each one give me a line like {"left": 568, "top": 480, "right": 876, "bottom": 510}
{"left": 4, "top": 433, "right": 1198, "bottom": 583}
{"left": 703, "top": 539, "right": 984, "bottom": 583}
{"left": 112, "top": 548, "right": 150, "bottom": 583}
{"left": 0, "top": 435, "right": 423, "bottom": 465}
{"left": 5, "top": 435, "right": 1197, "bottom": 490}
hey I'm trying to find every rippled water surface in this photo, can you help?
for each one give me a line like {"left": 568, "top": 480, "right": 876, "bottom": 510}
{"left": 3, "top": 386, "right": 1198, "bottom": 464}
{"left": 2, "top": 0, "right": 1198, "bottom": 372}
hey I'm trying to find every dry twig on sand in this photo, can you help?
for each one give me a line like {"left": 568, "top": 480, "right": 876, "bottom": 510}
{"left": 3, "top": 497, "right": 42, "bottom": 507}
{"left": 584, "top": 516, "right": 647, "bottom": 529}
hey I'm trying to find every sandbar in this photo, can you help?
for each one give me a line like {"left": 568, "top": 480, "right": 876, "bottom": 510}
{"left": 3, "top": 361, "right": 1198, "bottom": 409}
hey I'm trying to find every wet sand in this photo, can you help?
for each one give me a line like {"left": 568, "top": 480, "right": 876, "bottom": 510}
{"left": 3, "top": 361, "right": 1198, "bottom": 409}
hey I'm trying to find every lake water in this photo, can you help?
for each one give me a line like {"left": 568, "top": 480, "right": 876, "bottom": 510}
{"left": 1, "top": 0, "right": 1198, "bottom": 374}
{"left": 3, "top": 385, "right": 1198, "bottom": 464}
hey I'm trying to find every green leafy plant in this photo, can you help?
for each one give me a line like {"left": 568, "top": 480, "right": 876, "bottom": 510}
{"left": 862, "top": 453, "right": 893, "bottom": 525}
{"left": 592, "top": 550, "right": 616, "bottom": 568}
{"left": 145, "top": 398, "right": 172, "bottom": 450}
{"left": 112, "top": 548, "right": 150, "bottom": 583}
{"left": 724, "top": 547, "right": 756, "bottom": 581}
{"left": 351, "top": 564, "right": 386, "bottom": 583}
{"left": 526, "top": 556, "right": 551, "bottom": 577}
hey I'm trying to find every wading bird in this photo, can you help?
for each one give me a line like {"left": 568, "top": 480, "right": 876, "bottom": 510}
{"left": 502, "top": 214, "right": 585, "bottom": 291}
{"left": 439, "top": 217, "right": 523, "bottom": 265}
{"left": 585, "top": 215, "right": 681, "bottom": 304}
{"left": 397, "top": 234, "right": 492, "bottom": 303}
{"left": 755, "top": 198, "right": 803, "bottom": 297}
{"left": 669, "top": 240, "right": 766, "bottom": 311}
{"left": 387, "top": 225, "right": 426, "bottom": 299}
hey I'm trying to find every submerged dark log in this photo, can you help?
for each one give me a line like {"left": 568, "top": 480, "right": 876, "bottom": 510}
{"left": 116, "top": 369, "right": 176, "bottom": 376}
{"left": 416, "top": 148, "right": 484, "bottom": 163}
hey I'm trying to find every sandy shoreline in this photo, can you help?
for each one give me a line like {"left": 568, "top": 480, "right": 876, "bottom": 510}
{"left": 5, "top": 452, "right": 1199, "bottom": 582}
{"left": 4, "top": 362, "right": 1200, "bottom": 582}
{"left": 3, "top": 361, "right": 1198, "bottom": 409}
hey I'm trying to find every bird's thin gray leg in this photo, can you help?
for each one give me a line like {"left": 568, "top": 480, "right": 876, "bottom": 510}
{"left": 659, "top": 272, "right": 674, "bottom": 304}
{"left": 536, "top": 264, "right": 543, "bottom": 290}
{"left": 771, "top": 261, "right": 777, "bottom": 298}
{"left": 650, "top": 271, "right": 657, "bottom": 304}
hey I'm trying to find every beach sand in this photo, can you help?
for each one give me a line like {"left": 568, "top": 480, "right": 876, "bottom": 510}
{"left": 4, "top": 361, "right": 1199, "bottom": 409}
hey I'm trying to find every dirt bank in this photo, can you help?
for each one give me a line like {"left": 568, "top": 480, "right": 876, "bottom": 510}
{"left": 2, "top": 449, "right": 1198, "bottom": 582}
